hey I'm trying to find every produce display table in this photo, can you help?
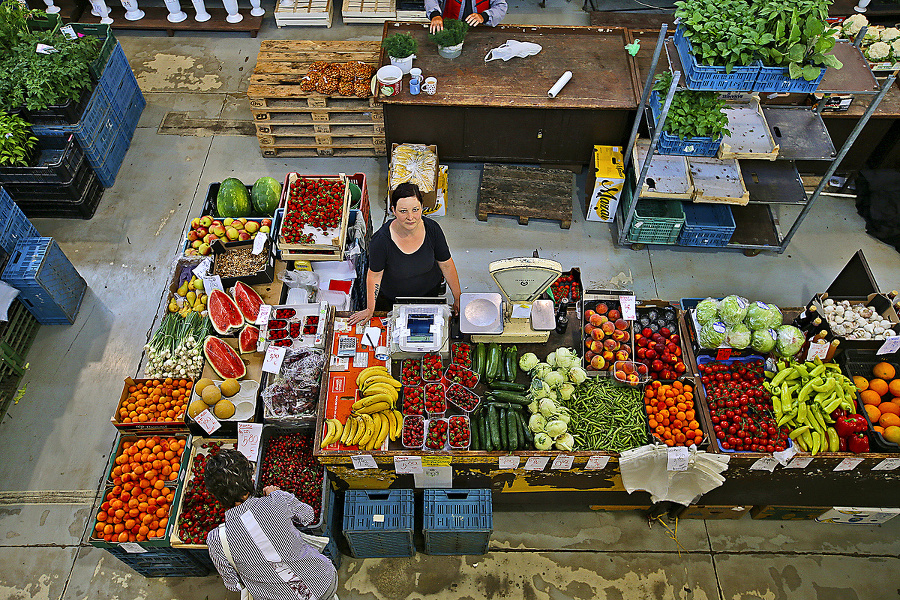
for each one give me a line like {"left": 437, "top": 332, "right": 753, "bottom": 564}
{"left": 378, "top": 23, "right": 641, "bottom": 166}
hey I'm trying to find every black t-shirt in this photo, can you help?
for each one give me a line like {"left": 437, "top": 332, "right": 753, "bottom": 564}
{"left": 369, "top": 217, "right": 451, "bottom": 300}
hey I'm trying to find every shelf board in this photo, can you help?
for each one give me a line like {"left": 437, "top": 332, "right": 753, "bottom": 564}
{"left": 727, "top": 204, "right": 782, "bottom": 248}
{"left": 763, "top": 107, "right": 836, "bottom": 161}
{"left": 817, "top": 41, "right": 880, "bottom": 94}
{"left": 77, "top": 5, "right": 263, "bottom": 37}
{"left": 740, "top": 160, "right": 808, "bottom": 205}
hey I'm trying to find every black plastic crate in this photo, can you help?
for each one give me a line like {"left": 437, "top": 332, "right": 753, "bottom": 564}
{"left": 103, "top": 546, "right": 210, "bottom": 578}
{"left": 0, "top": 134, "right": 85, "bottom": 185}
{"left": 14, "top": 169, "right": 103, "bottom": 220}
{"left": 839, "top": 349, "right": 900, "bottom": 453}
{"left": 3, "top": 158, "right": 95, "bottom": 202}
{"left": 0, "top": 298, "right": 40, "bottom": 380}
{"left": 24, "top": 85, "right": 94, "bottom": 127}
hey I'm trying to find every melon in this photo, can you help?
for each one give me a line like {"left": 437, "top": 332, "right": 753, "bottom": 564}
{"left": 208, "top": 289, "right": 244, "bottom": 335}
{"left": 239, "top": 324, "right": 260, "bottom": 353}
{"left": 251, "top": 176, "right": 282, "bottom": 216}
{"left": 234, "top": 281, "right": 263, "bottom": 323}
{"left": 217, "top": 178, "right": 252, "bottom": 218}
{"left": 203, "top": 336, "right": 247, "bottom": 379}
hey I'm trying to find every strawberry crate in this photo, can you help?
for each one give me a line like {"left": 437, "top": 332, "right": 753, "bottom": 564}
{"left": 343, "top": 489, "right": 415, "bottom": 558}
{"left": 277, "top": 173, "right": 351, "bottom": 259}
{"left": 673, "top": 26, "right": 761, "bottom": 92}
{"left": 423, "top": 489, "right": 492, "bottom": 555}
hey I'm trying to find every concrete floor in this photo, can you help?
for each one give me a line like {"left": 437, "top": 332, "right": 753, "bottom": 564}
{"left": 1, "top": 1, "right": 900, "bottom": 599}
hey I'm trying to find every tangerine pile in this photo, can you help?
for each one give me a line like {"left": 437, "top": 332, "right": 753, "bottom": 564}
{"left": 118, "top": 378, "right": 193, "bottom": 424}
{"left": 93, "top": 436, "right": 185, "bottom": 543}
{"left": 855, "top": 361, "right": 900, "bottom": 445}
{"left": 644, "top": 380, "right": 703, "bottom": 447}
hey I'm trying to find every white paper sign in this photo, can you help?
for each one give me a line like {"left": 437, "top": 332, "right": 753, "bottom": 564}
{"left": 806, "top": 341, "right": 830, "bottom": 361}
{"left": 413, "top": 466, "right": 453, "bottom": 488}
{"left": 750, "top": 457, "right": 779, "bottom": 472}
{"left": 877, "top": 336, "right": 900, "bottom": 356}
{"left": 551, "top": 455, "right": 575, "bottom": 470}
{"left": 351, "top": 455, "right": 378, "bottom": 469}
{"left": 193, "top": 257, "right": 212, "bottom": 279}
{"left": 619, "top": 295, "right": 637, "bottom": 321}
{"left": 524, "top": 456, "right": 550, "bottom": 471}
{"left": 833, "top": 457, "right": 864, "bottom": 472}
{"left": 119, "top": 542, "right": 148, "bottom": 554}
{"left": 60, "top": 25, "right": 77, "bottom": 39}
{"left": 202, "top": 275, "right": 225, "bottom": 295}
{"left": 498, "top": 455, "right": 521, "bottom": 470}
{"left": 262, "top": 346, "right": 287, "bottom": 374}
{"left": 256, "top": 304, "right": 272, "bottom": 326}
{"left": 237, "top": 422, "right": 263, "bottom": 461}
{"left": 252, "top": 233, "right": 267, "bottom": 255}
{"left": 773, "top": 445, "right": 798, "bottom": 466}
{"left": 872, "top": 458, "right": 900, "bottom": 471}
{"left": 194, "top": 409, "right": 221, "bottom": 434}
{"left": 786, "top": 456, "right": 813, "bottom": 469}
{"left": 584, "top": 455, "right": 610, "bottom": 470}
{"left": 666, "top": 446, "right": 690, "bottom": 471}
{"left": 394, "top": 456, "right": 423, "bottom": 474}
{"left": 35, "top": 43, "right": 58, "bottom": 54}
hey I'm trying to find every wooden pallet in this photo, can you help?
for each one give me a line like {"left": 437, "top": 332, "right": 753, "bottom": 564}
{"left": 253, "top": 110, "right": 383, "bottom": 130}
{"left": 274, "top": 0, "right": 334, "bottom": 27}
{"left": 256, "top": 122, "right": 385, "bottom": 139}
{"left": 342, "top": 0, "right": 396, "bottom": 22}
{"left": 477, "top": 163, "right": 574, "bottom": 229}
{"left": 261, "top": 147, "right": 387, "bottom": 158}
{"left": 250, "top": 97, "right": 379, "bottom": 116}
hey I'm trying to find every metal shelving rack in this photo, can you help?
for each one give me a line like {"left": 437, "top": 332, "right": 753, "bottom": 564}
{"left": 617, "top": 24, "right": 896, "bottom": 255}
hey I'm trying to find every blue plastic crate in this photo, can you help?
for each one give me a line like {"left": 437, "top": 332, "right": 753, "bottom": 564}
{"left": 104, "top": 546, "right": 210, "bottom": 578}
{"left": 423, "top": 489, "right": 492, "bottom": 555}
{"left": 0, "top": 203, "right": 38, "bottom": 255}
{"left": 673, "top": 27, "right": 760, "bottom": 92}
{"left": 122, "top": 88, "right": 146, "bottom": 138}
{"left": 98, "top": 45, "right": 132, "bottom": 102}
{"left": 650, "top": 91, "right": 722, "bottom": 157}
{"left": 343, "top": 490, "right": 415, "bottom": 558}
{"left": 2, "top": 238, "right": 87, "bottom": 325}
{"left": 88, "top": 131, "right": 131, "bottom": 188}
{"left": 679, "top": 203, "right": 735, "bottom": 247}
{"left": 754, "top": 64, "right": 826, "bottom": 93}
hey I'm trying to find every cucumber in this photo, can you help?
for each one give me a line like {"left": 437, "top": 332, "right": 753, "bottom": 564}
{"left": 474, "top": 343, "right": 487, "bottom": 378}
{"left": 489, "top": 391, "right": 531, "bottom": 406}
{"left": 471, "top": 413, "right": 481, "bottom": 450}
{"left": 500, "top": 346, "right": 510, "bottom": 381}
{"left": 487, "top": 404, "right": 501, "bottom": 450}
{"left": 498, "top": 407, "right": 508, "bottom": 450}
{"left": 486, "top": 343, "right": 502, "bottom": 381}
{"left": 514, "top": 411, "right": 526, "bottom": 450}
{"left": 485, "top": 400, "right": 525, "bottom": 411}
{"left": 481, "top": 412, "right": 492, "bottom": 451}
{"left": 505, "top": 345, "right": 518, "bottom": 382}
{"left": 507, "top": 409, "right": 519, "bottom": 450}
{"left": 516, "top": 410, "right": 534, "bottom": 448}
{"left": 488, "top": 381, "right": 528, "bottom": 392}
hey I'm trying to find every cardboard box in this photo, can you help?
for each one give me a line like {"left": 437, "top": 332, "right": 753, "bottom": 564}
{"left": 816, "top": 507, "right": 900, "bottom": 525}
{"left": 585, "top": 145, "right": 626, "bottom": 222}
{"left": 389, "top": 143, "right": 439, "bottom": 212}
{"left": 424, "top": 164, "right": 448, "bottom": 218}
{"left": 750, "top": 505, "right": 830, "bottom": 520}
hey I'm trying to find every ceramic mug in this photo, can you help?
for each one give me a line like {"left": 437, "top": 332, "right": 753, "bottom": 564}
{"left": 410, "top": 77, "right": 421, "bottom": 95}
{"left": 409, "top": 67, "right": 423, "bottom": 83}
{"left": 424, "top": 76, "right": 437, "bottom": 95}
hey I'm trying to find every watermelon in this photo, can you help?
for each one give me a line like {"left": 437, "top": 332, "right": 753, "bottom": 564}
{"left": 218, "top": 178, "right": 252, "bottom": 218}
{"left": 208, "top": 289, "right": 244, "bottom": 335}
{"left": 239, "top": 324, "right": 260, "bottom": 353}
{"left": 233, "top": 281, "right": 263, "bottom": 323}
{"left": 251, "top": 177, "right": 282, "bottom": 216}
{"left": 203, "top": 336, "right": 247, "bottom": 379}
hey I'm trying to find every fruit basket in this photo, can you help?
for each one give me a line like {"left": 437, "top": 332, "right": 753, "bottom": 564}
{"left": 421, "top": 352, "right": 443, "bottom": 382}
{"left": 446, "top": 383, "right": 480, "bottom": 413}
{"left": 424, "top": 418, "right": 449, "bottom": 451}
{"left": 448, "top": 415, "right": 471, "bottom": 450}
{"left": 450, "top": 342, "right": 474, "bottom": 369}
{"left": 424, "top": 383, "right": 447, "bottom": 416}
{"left": 444, "top": 363, "right": 479, "bottom": 389}
{"left": 111, "top": 377, "right": 192, "bottom": 431}
{"left": 400, "top": 359, "right": 423, "bottom": 386}
{"left": 401, "top": 386, "right": 425, "bottom": 416}
{"left": 612, "top": 361, "right": 650, "bottom": 387}
{"left": 402, "top": 414, "right": 425, "bottom": 449}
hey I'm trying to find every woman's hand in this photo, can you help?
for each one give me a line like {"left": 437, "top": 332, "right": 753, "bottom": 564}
{"left": 348, "top": 307, "right": 374, "bottom": 326}
{"left": 430, "top": 15, "right": 443, "bottom": 33}
{"left": 464, "top": 13, "right": 484, "bottom": 26}
{"left": 263, "top": 485, "right": 280, "bottom": 496}
{"left": 451, "top": 299, "right": 460, "bottom": 316}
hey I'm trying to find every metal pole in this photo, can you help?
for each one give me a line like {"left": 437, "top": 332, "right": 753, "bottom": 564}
{"left": 622, "top": 24, "right": 668, "bottom": 177}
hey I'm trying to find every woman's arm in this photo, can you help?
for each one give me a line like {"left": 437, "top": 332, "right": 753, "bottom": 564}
{"left": 349, "top": 269, "right": 385, "bottom": 326}
{"left": 438, "top": 258, "right": 461, "bottom": 314}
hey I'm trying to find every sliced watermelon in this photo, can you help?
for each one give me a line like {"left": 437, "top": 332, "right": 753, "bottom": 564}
{"left": 203, "top": 336, "right": 247, "bottom": 379}
{"left": 239, "top": 324, "right": 260, "bottom": 354}
{"left": 208, "top": 289, "right": 244, "bottom": 335}
{"left": 234, "top": 281, "right": 264, "bottom": 323}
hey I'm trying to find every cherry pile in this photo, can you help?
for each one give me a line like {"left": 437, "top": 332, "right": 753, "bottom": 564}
{"left": 445, "top": 364, "right": 478, "bottom": 388}
{"left": 283, "top": 177, "right": 345, "bottom": 243}
{"left": 422, "top": 353, "right": 443, "bottom": 381}
{"left": 402, "top": 386, "right": 424, "bottom": 415}
{"left": 426, "top": 419, "right": 448, "bottom": 450}
{"left": 446, "top": 383, "right": 479, "bottom": 412}
{"left": 402, "top": 415, "right": 425, "bottom": 448}
{"left": 258, "top": 432, "right": 324, "bottom": 518}
{"left": 401, "top": 359, "right": 423, "bottom": 386}
{"left": 424, "top": 383, "right": 446, "bottom": 414}
{"left": 177, "top": 442, "right": 228, "bottom": 545}
{"left": 701, "top": 359, "right": 791, "bottom": 453}
{"left": 448, "top": 416, "right": 470, "bottom": 449}
{"left": 451, "top": 342, "right": 473, "bottom": 369}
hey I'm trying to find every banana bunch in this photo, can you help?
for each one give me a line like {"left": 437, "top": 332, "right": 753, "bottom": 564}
{"left": 169, "top": 276, "right": 208, "bottom": 317}
{"left": 320, "top": 366, "right": 404, "bottom": 450}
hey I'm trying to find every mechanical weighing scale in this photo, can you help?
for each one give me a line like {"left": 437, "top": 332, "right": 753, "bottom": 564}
{"left": 385, "top": 302, "right": 452, "bottom": 359}
{"left": 461, "top": 257, "right": 562, "bottom": 343}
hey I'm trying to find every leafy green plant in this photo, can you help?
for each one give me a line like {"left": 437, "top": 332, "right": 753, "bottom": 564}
{"left": 754, "top": 0, "right": 843, "bottom": 80}
{"left": 0, "top": 111, "right": 38, "bottom": 167}
{"left": 382, "top": 33, "right": 418, "bottom": 59}
{"left": 0, "top": 1, "right": 41, "bottom": 55}
{"left": 429, "top": 19, "right": 469, "bottom": 47}
{"left": 652, "top": 72, "right": 730, "bottom": 140}
{"left": 675, "top": 0, "right": 771, "bottom": 72}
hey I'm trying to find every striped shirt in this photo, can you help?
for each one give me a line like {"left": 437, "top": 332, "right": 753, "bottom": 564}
{"left": 207, "top": 491, "right": 337, "bottom": 600}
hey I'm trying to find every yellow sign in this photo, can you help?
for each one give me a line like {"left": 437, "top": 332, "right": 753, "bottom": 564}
{"left": 421, "top": 456, "right": 452, "bottom": 467}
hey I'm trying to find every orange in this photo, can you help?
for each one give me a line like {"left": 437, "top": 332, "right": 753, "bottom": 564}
{"left": 878, "top": 402, "right": 900, "bottom": 417}
{"left": 874, "top": 362, "right": 896, "bottom": 381}
{"left": 865, "top": 403, "right": 881, "bottom": 424}
{"left": 889, "top": 380, "right": 900, "bottom": 397}
{"left": 853, "top": 376, "right": 869, "bottom": 392}
{"left": 883, "top": 425, "right": 900, "bottom": 444}
{"left": 869, "top": 378, "right": 889, "bottom": 397}
{"left": 860, "top": 390, "right": 882, "bottom": 406}
{"left": 879, "top": 413, "right": 900, "bottom": 428}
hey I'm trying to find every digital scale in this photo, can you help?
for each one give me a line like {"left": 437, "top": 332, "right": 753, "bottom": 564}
{"left": 461, "top": 257, "right": 562, "bottom": 344}
{"left": 386, "top": 303, "right": 452, "bottom": 359}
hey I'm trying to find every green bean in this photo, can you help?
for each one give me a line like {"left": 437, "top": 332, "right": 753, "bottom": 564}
{"left": 561, "top": 378, "right": 648, "bottom": 452}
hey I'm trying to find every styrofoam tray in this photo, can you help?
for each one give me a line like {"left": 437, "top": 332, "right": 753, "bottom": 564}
{"left": 688, "top": 157, "right": 749, "bottom": 206}
{"left": 718, "top": 99, "right": 779, "bottom": 160}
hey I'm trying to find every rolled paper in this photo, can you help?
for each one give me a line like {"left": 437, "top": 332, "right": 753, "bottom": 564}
{"left": 548, "top": 70, "right": 573, "bottom": 98}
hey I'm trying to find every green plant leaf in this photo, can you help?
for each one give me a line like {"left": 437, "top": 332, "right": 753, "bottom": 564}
{"left": 802, "top": 64, "right": 822, "bottom": 80}
{"left": 789, "top": 62, "right": 803, "bottom": 79}
{"left": 823, "top": 54, "right": 843, "bottom": 69}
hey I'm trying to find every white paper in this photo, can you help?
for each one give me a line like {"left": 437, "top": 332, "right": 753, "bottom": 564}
{"left": 834, "top": 457, "right": 864, "bottom": 472}
{"left": 202, "top": 275, "right": 224, "bottom": 295}
{"left": 773, "top": 445, "right": 798, "bottom": 465}
{"left": 806, "top": 341, "right": 830, "bottom": 361}
{"left": 262, "top": 346, "right": 287, "bottom": 374}
{"left": 119, "top": 542, "right": 148, "bottom": 554}
{"left": 35, "top": 43, "right": 58, "bottom": 54}
{"left": 353, "top": 351, "right": 369, "bottom": 368}
{"left": 60, "top": 25, "right": 77, "bottom": 39}
{"left": 413, "top": 466, "right": 453, "bottom": 488}
{"left": 524, "top": 456, "right": 550, "bottom": 471}
{"left": 877, "top": 336, "right": 900, "bottom": 356}
{"left": 237, "top": 422, "right": 263, "bottom": 461}
{"left": 666, "top": 446, "right": 690, "bottom": 471}
{"left": 256, "top": 304, "right": 272, "bottom": 326}
{"left": 584, "top": 455, "right": 610, "bottom": 470}
{"left": 372, "top": 514, "right": 385, "bottom": 523}
{"left": 872, "top": 458, "right": 900, "bottom": 471}
{"left": 551, "top": 455, "right": 575, "bottom": 470}
{"left": 252, "top": 233, "right": 267, "bottom": 255}
{"left": 193, "top": 257, "right": 212, "bottom": 279}
{"left": 194, "top": 409, "right": 222, "bottom": 434}
{"left": 498, "top": 455, "right": 521, "bottom": 470}
{"left": 351, "top": 455, "right": 378, "bottom": 469}
{"left": 394, "top": 456, "right": 423, "bottom": 474}
{"left": 750, "top": 457, "right": 778, "bottom": 472}
{"left": 362, "top": 327, "right": 382, "bottom": 347}
{"left": 786, "top": 456, "right": 813, "bottom": 469}
{"left": 619, "top": 295, "right": 637, "bottom": 321}
{"left": 547, "top": 70, "right": 572, "bottom": 98}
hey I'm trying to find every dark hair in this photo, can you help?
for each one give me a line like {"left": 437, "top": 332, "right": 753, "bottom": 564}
{"left": 390, "top": 183, "right": 423, "bottom": 210}
{"left": 205, "top": 449, "right": 256, "bottom": 508}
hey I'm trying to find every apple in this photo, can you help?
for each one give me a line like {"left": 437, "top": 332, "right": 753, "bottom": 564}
{"left": 637, "top": 337, "right": 649, "bottom": 348}
{"left": 203, "top": 233, "right": 216, "bottom": 244}
{"left": 670, "top": 334, "right": 680, "bottom": 345}
{"left": 232, "top": 221, "right": 244, "bottom": 231}
{"left": 261, "top": 218, "right": 272, "bottom": 227}
{"left": 239, "top": 217, "right": 248, "bottom": 224}
{"left": 637, "top": 363, "right": 648, "bottom": 375}
{"left": 239, "top": 231, "right": 252, "bottom": 241}
{"left": 591, "top": 355, "right": 605, "bottom": 370}
{"left": 198, "top": 243, "right": 211, "bottom": 256}
{"left": 209, "top": 225, "right": 226, "bottom": 238}
{"left": 608, "top": 308, "right": 621, "bottom": 321}
{"left": 185, "top": 248, "right": 198, "bottom": 256}
{"left": 191, "top": 217, "right": 201, "bottom": 229}
{"left": 674, "top": 362, "right": 687, "bottom": 374}
{"left": 642, "top": 327, "right": 653, "bottom": 337}
{"left": 187, "top": 230, "right": 199, "bottom": 242}
{"left": 651, "top": 359, "right": 665, "bottom": 372}
{"left": 652, "top": 332, "right": 664, "bottom": 343}
{"left": 245, "top": 221, "right": 260, "bottom": 234}
{"left": 199, "top": 215, "right": 213, "bottom": 228}
{"left": 637, "top": 347, "right": 647, "bottom": 359}
{"left": 212, "top": 220, "right": 222, "bottom": 228}
{"left": 259, "top": 225, "right": 271, "bottom": 234}
{"left": 646, "top": 349, "right": 657, "bottom": 360}
{"left": 196, "top": 226, "right": 208, "bottom": 238}
{"left": 226, "top": 227, "right": 240, "bottom": 241}
{"left": 223, "top": 218, "right": 234, "bottom": 226}
{"left": 191, "top": 239, "right": 202, "bottom": 249}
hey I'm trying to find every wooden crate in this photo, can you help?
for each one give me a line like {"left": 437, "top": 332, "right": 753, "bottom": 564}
{"left": 274, "top": 0, "right": 334, "bottom": 27}
{"left": 342, "top": 0, "right": 396, "bottom": 22}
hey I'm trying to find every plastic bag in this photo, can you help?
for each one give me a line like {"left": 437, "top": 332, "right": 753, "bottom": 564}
{"left": 280, "top": 269, "right": 319, "bottom": 299}
{"left": 484, "top": 40, "right": 543, "bottom": 62}
{"left": 262, "top": 348, "right": 325, "bottom": 423}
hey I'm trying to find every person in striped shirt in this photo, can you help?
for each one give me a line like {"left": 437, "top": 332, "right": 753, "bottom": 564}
{"left": 205, "top": 450, "right": 338, "bottom": 600}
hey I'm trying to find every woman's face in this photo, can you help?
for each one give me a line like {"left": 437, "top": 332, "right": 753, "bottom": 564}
{"left": 393, "top": 196, "right": 423, "bottom": 229}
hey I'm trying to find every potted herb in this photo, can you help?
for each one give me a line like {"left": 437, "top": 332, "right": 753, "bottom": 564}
{"left": 429, "top": 19, "right": 469, "bottom": 59}
{"left": 382, "top": 32, "right": 418, "bottom": 73}
{"left": 651, "top": 72, "right": 730, "bottom": 156}
{"left": 0, "top": 111, "right": 38, "bottom": 168}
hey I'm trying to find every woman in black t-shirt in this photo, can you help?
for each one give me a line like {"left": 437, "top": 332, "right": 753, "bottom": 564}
{"left": 349, "top": 183, "right": 461, "bottom": 325}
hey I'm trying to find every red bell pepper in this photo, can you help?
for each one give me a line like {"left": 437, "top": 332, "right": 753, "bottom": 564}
{"left": 847, "top": 433, "right": 870, "bottom": 453}
{"left": 838, "top": 436, "right": 847, "bottom": 452}
{"left": 835, "top": 414, "right": 867, "bottom": 437}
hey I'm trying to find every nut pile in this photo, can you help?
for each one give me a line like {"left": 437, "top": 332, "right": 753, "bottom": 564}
{"left": 214, "top": 242, "right": 270, "bottom": 279}
{"left": 821, "top": 298, "right": 896, "bottom": 340}
{"left": 300, "top": 61, "right": 374, "bottom": 97}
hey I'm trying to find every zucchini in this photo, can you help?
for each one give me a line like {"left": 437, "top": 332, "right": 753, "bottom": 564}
{"left": 507, "top": 409, "right": 519, "bottom": 450}
{"left": 485, "top": 400, "right": 525, "bottom": 411}
{"left": 516, "top": 410, "right": 534, "bottom": 448}
{"left": 500, "top": 346, "right": 511, "bottom": 381}
{"left": 474, "top": 343, "right": 487, "bottom": 378}
{"left": 505, "top": 345, "right": 518, "bottom": 382}
{"left": 487, "top": 404, "right": 501, "bottom": 450}
{"left": 514, "top": 411, "right": 526, "bottom": 450}
{"left": 481, "top": 412, "right": 492, "bottom": 451}
{"left": 489, "top": 390, "right": 531, "bottom": 406}
{"left": 486, "top": 343, "right": 502, "bottom": 381}
{"left": 471, "top": 413, "right": 481, "bottom": 450}
{"left": 488, "top": 381, "right": 528, "bottom": 392}
{"left": 498, "top": 407, "right": 509, "bottom": 450}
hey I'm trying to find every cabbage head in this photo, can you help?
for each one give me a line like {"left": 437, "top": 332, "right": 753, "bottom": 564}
{"left": 725, "top": 323, "right": 751, "bottom": 349}
{"left": 750, "top": 328, "right": 777, "bottom": 353}
{"left": 695, "top": 298, "right": 720, "bottom": 325}
{"left": 775, "top": 325, "right": 805, "bottom": 358}
{"left": 719, "top": 295, "right": 749, "bottom": 326}
{"left": 746, "top": 301, "right": 775, "bottom": 330}
{"left": 699, "top": 321, "right": 727, "bottom": 348}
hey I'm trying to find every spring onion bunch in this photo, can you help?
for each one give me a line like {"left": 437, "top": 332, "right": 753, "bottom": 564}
{"left": 145, "top": 312, "right": 210, "bottom": 379}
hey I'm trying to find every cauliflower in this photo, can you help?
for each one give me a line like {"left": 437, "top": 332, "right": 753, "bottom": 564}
{"left": 891, "top": 39, "right": 900, "bottom": 60}
{"left": 882, "top": 27, "right": 900, "bottom": 43}
{"left": 842, "top": 14, "right": 868, "bottom": 37}
{"left": 866, "top": 41, "right": 891, "bottom": 62}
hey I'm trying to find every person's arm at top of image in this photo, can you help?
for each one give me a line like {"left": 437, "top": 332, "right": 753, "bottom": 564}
{"left": 426, "top": 0, "right": 444, "bottom": 32}
{"left": 466, "top": 0, "right": 507, "bottom": 26}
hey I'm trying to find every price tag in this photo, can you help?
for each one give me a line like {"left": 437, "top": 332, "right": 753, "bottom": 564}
{"left": 872, "top": 458, "right": 900, "bottom": 471}
{"left": 877, "top": 336, "right": 900, "bottom": 356}
{"left": 237, "top": 422, "right": 263, "bottom": 461}
{"left": 498, "top": 455, "right": 520, "bottom": 470}
{"left": 35, "top": 43, "right": 58, "bottom": 54}
{"left": 750, "top": 457, "right": 779, "bottom": 472}
{"left": 524, "top": 456, "right": 550, "bottom": 471}
{"left": 193, "top": 257, "right": 212, "bottom": 279}
{"left": 119, "top": 542, "right": 148, "bottom": 554}
{"left": 60, "top": 25, "right": 77, "bottom": 39}
{"left": 806, "top": 341, "right": 830, "bottom": 361}
{"left": 833, "top": 457, "right": 864, "bottom": 472}
{"left": 252, "top": 233, "right": 267, "bottom": 255}
{"left": 372, "top": 514, "right": 385, "bottom": 523}
{"left": 394, "top": 456, "right": 423, "bottom": 474}
{"left": 194, "top": 409, "right": 221, "bottom": 435}
{"left": 262, "top": 345, "right": 287, "bottom": 374}
{"left": 551, "top": 455, "right": 575, "bottom": 470}
{"left": 256, "top": 305, "right": 272, "bottom": 326}
{"left": 202, "top": 275, "right": 224, "bottom": 295}
{"left": 584, "top": 455, "right": 610, "bottom": 470}
{"left": 421, "top": 456, "right": 451, "bottom": 467}
{"left": 786, "top": 456, "right": 813, "bottom": 469}
{"left": 666, "top": 446, "right": 690, "bottom": 471}
{"left": 351, "top": 455, "right": 378, "bottom": 470}
{"left": 773, "top": 445, "right": 798, "bottom": 466}
{"left": 716, "top": 348, "right": 732, "bottom": 361}
{"left": 618, "top": 295, "right": 636, "bottom": 321}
